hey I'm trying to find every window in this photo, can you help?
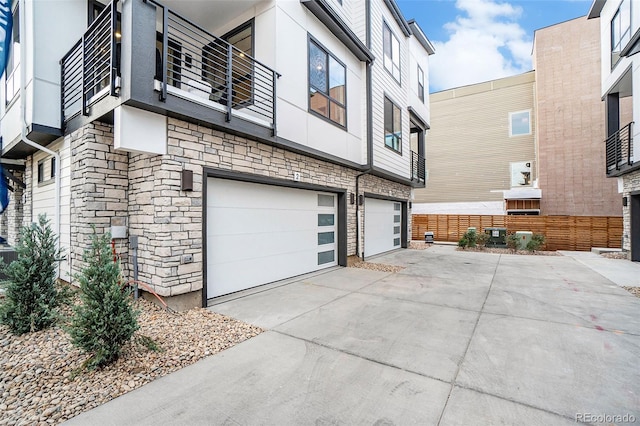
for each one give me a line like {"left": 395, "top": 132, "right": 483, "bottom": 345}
{"left": 308, "top": 38, "right": 346, "bottom": 127}
{"left": 37, "top": 161, "right": 44, "bottom": 184}
{"left": 384, "top": 96, "right": 402, "bottom": 153}
{"left": 383, "top": 23, "right": 400, "bottom": 82}
{"left": 50, "top": 157, "right": 56, "bottom": 179}
{"left": 417, "top": 66, "right": 425, "bottom": 103}
{"left": 611, "top": 0, "right": 631, "bottom": 68}
{"left": 5, "top": 5, "right": 20, "bottom": 104}
{"left": 509, "top": 110, "right": 531, "bottom": 137}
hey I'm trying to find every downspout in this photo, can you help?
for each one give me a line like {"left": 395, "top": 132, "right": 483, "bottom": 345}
{"left": 19, "top": 0, "right": 61, "bottom": 273}
{"left": 355, "top": 0, "right": 374, "bottom": 260}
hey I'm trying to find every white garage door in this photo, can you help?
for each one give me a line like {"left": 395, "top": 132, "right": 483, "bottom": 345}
{"left": 364, "top": 198, "right": 402, "bottom": 257}
{"left": 206, "top": 178, "right": 338, "bottom": 298}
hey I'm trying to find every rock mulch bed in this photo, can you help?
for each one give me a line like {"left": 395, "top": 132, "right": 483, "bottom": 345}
{"left": 623, "top": 286, "right": 640, "bottom": 298}
{"left": 347, "top": 256, "right": 404, "bottom": 273}
{"left": 0, "top": 298, "right": 262, "bottom": 425}
{"left": 601, "top": 251, "right": 629, "bottom": 260}
{"left": 456, "top": 247, "right": 560, "bottom": 256}
{"left": 408, "top": 241, "right": 430, "bottom": 250}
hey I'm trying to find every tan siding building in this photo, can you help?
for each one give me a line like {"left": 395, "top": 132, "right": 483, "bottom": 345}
{"left": 414, "top": 72, "right": 536, "bottom": 212}
{"left": 533, "top": 16, "right": 621, "bottom": 217}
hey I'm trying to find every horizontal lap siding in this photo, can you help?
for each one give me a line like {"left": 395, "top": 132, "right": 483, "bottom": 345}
{"left": 412, "top": 214, "right": 623, "bottom": 250}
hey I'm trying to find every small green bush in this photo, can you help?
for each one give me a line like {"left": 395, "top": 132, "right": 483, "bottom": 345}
{"left": 463, "top": 229, "right": 477, "bottom": 248}
{"left": 475, "top": 232, "right": 490, "bottom": 249}
{"left": 458, "top": 237, "right": 469, "bottom": 248}
{"left": 0, "top": 215, "right": 64, "bottom": 335}
{"left": 506, "top": 234, "right": 520, "bottom": 252}
{"left": 526, "top": 233, "right": 546, "bottom": 252}
{"left": 69, "top": 230, "right": 139, "bottom": 369}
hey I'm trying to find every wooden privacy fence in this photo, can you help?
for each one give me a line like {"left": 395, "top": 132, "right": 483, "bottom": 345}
{"left": 412, "top": 215, "right": 623, "bottom": 251}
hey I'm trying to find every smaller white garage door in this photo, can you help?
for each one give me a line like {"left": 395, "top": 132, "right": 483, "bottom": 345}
{"left": 207, "top": 179, "right": 338, "bottom": 298}
{"left": 364, "top": 198, "right": 402, "bottom": 257}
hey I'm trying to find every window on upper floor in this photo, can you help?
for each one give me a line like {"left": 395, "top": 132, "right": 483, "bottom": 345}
{"left": 417, "top": 65, "right": 425, "bottom": 103}
{"left": 384, "top": 96, "right": 402, "bottom": 153}
{"left": 509, "top": 110, "right": 531, "bottom": 137}
{"left": 37, "top": 160, "right": 45, "bottom": 184}
{"left": 308, "top": 38, "right": 346, "bottom": 128}
{"left": 5, "top": 4, "right": 20, "bottom": 105}
{"left": 50, "top": 157, "right": 56, "bottom": 179}
{"left": 383, "top": 22, "right": 400, "bottom": 82}
{"left": 611, "top": 0, "right": 631, "bottom": 69}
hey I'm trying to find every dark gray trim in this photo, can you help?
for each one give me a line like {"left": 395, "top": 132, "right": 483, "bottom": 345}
{"left": 307, "top": 34, "right": 348, "bottom": 130}
{"left": 631, "top": 193, "right": 640, "bottom": 261}
{"left": 607, "top": 161, "right": 640, "bottom": 177}
{"left": 370, "top": 166, "right": 422, "bottom": 188}
{"left": 300, "top": 0, "right": 374, "bottom": 63}
{"left": 201, "top": 168, "right": 348, "bottom": 304}
{"left": 588, "top": 0, "right": 605, "bottom": 19}
{"left": 407, "top": 20, "right": 435, "bottom": 54}
{"left": 408, "top": 106, "right": 429, "bottom": 130}
{"left": 382, "top": 0, "right": 411, "bottom": 36}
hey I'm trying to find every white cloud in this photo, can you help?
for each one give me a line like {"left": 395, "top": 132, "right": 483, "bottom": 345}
{"left": 430, "top": 0, "right": 532, "bottom": 91}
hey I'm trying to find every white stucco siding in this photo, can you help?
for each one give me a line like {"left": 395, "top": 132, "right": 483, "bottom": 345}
{"left": 370, "top": 0, "right": 411, "bottom": 178}
{"left": 273, "top": 1, "right": 366, "bottom": 164}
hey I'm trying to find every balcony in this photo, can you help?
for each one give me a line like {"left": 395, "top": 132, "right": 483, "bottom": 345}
{"left": 411, "top": 150, "right": 426, "bottom": 183}
{"left": 60, "top": 0, "right": 277, "bottom": 138}
{"left": 606, "top": 122, "right": 636, "bottom": 176}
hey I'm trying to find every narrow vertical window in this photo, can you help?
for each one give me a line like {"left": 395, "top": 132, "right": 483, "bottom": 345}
{"left": 5, "top": 5, "right": 20, "bottom": 104}
{"left": 611, "top": 0, "right": 631, "bottom": 68}
{"left": 383, "top": 23, "right": 400, "bottom": 82}
{"left": 50, "top": 157, "right": 56, "bottom": 179}
{"left": 417, "top": 66, "right": 424, "bottom": 103}
{"left": 384, "top": 96, "right": 402, "bottom": 153}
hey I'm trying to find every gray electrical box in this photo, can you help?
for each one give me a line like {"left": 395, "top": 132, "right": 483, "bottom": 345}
{"left": 485, "top": 227, "right": 507, "bottom": 248}
{"left": 424, "top": 231, "right": 434, "bottom": 243}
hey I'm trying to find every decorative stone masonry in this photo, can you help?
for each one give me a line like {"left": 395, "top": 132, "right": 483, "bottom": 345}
{"left": 69, "top": 123, "right": 129, "bottom": 280}
{"left": 622, "top": 169, "right": 640, "bottom": 251}
{"left": 67, "top": 117, "right": 413, "bottom": 307}
{"left": 4, "top": 169, "right": 25, "bottom": 245}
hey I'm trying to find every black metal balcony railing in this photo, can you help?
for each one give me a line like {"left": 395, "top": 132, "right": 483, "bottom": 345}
{"left": 606, "top": 122, "right": 634, "bottom": 174}
{"left": 153, "top": 2, "right": 277, "bottom": 131}
{"left": 411, "top": 150, "right": 425, "bottom": 182}
{"left": 60, "top": 1, "right": 119, "bottom": 121}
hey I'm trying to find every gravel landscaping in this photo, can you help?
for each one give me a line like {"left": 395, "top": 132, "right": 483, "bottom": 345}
{"left": 456, "top": 246, "right": 561, "bottom": 256}
{"left": 623, "top": 286, "right": 640, "bottom": 298}
{"left": 0, "top": 297, "right": 262, "bottom": 425}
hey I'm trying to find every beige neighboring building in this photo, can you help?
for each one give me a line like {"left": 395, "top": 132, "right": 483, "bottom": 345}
{"left": 533, "top": 16, "right": 621, "bottom": 217}
{"left": 415, "top": 16, "right": 622, "bottom": 218}
{"left": 413, "top": 71, "right": 538, "bottom": 214}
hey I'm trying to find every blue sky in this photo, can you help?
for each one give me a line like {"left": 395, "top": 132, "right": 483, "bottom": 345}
{"left": 395, "top": 0, "right": 593, "bottom": 92}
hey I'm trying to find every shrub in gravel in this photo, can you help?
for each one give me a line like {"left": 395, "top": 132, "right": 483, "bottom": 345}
{"left": 0, "top": 215, "right": 64, "bottom": 335}
{"left": 475, "top": 232, "right": 490, "bottom": 249}
{"left": 506, "top": 234, "right": 519, "bottom": 252}
{"left": 69, "top": 230, "right": 139, "bottom": 369}
{"left": 526, "top": 233, "right": 546, "bottom": 252}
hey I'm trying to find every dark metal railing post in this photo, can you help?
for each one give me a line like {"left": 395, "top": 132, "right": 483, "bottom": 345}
{"left": 81, "top": 34, "right": 88, "bottom": 116}
{"left": 225, "top": 44, "right": 233, "bottom": 122}
{"left": 160, "top": 6, "right": 168, "bottom": 102}
{"left": 271, "top": 70, "right": 277, "bottom": 136}
{"left": 109, "top": 1, "right": 118, "bottom": 96}
{"left": 628, "top": 122, "right": 633, "bottom": 166}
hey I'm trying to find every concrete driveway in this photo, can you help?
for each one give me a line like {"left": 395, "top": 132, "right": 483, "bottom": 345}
{"left": 65, "top": 246, "right": 640, "bottom": 425}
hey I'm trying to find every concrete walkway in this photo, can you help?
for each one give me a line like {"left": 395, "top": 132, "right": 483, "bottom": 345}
{"left": 65, "top": 246, "right": 640, "bottom": 425}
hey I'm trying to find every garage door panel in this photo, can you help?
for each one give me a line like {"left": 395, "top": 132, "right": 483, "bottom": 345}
{"left": 364, "top": 198, "right": 402, "bottom": 257}
{"left": 207, "top": 178, "right": 338, "bottom": 298}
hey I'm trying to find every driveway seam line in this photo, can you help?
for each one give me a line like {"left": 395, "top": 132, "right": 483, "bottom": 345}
{"left": 450, "top": 383, "right": 586, "bottom": 424}
{"left": 270, "top": 329, "right": 451, "bottom": 385}
{"left": 436, "top": 253, "right": 502, "bottom": 426}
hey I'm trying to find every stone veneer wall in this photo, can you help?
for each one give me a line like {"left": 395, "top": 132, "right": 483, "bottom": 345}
{"left": 5, "top": 170, "right": 25, "bottom": 245}
{"left": 69, "top": 123, "right": 129, "bottom": 279}
{"left": 61, "top": 118, "right": 412, "bottom": 305}
{"left": 622, "top": 169, "right": 640, "bottom": 251}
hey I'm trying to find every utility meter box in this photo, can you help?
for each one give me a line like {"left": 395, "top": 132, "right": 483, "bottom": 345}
{"left": 485, "top": 227, "right": 507, "bottom": 248}
{"left": 424, "top": 232, "right": 434, "bottom": 243}
{"left": 515, "top": 231, "right": 533, "bottom": 250}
